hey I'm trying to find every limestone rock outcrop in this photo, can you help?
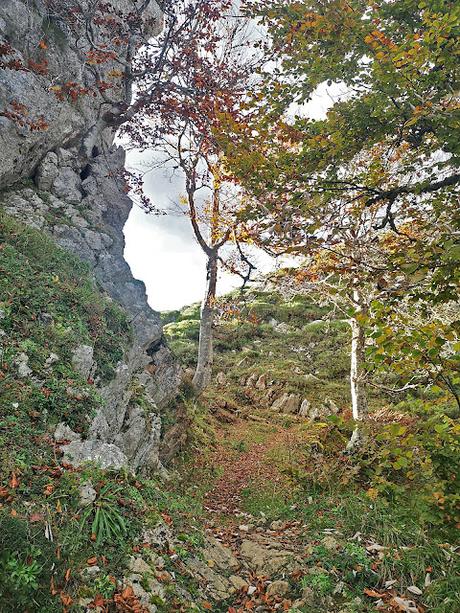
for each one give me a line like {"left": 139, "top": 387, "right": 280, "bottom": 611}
{"left": 0, "top": 1, "right": 182, "bottom": 473}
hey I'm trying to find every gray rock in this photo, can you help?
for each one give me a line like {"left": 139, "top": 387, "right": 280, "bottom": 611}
{"left": 35, "top": 152, "right": 59, "bottom": 191}
{"left": 3, "top": 190, "right": 47, "bottom": 229}
{"left": 81, "top": 565, "right": 101, "bottom": 578}
{"left": 38, "top": 312, "right": 54, "bottom": 326}
{"left": 128, "top": 556, "right": 152, "bottom": 576}
{"left": 126, "top": 580, "right": 159, "bottom": 612}
{"left": 71, "top": 344, "right": 94, "bottom": 379}
{"left": 268, "top": 318, "right": 290, "bottom": 333}
{"left": 266, "top": 580, "right": 289, "bottom": 598}
{"left": 184, "top": 557, "right": 234, "bottom": 600}
{"left": 271, "top": 393, "right": 301, "bottom": 414}
{"left": 240, "top": 539, "right": 292, "bottom": 575}
{"left": 45, "top": 353, "right": 59, "bottom": 368}
{"left": 52, "top": 167, "right": 82, "bottom": 204}
{"left": 78, "top": 481, "right": 97, "bottom": 507}
{"left": 0, "top": 0, "right": 182, "bottom": 476}
{"left": 83, "top": 228, "right": 103, "bottom": 251}
{"left": 54, "top": 422, "right": 81, "bottom": 443}
{"left": 299, "top": 399, "right": 311, "bottom": 417}
{"left": 113, "top": 405, "right": 162, "bottom": 472}
{"left": 229, "top": 575, "right": 248, "bottom": 591}
{"left": 202, "top": 535, "right": 240, "bottom": 572}
{"left": 14, "top": 352, "right": 32, "bottom": 377}
{"left": 61, "top": 440, "right": 128, "bottom": 470}
{"left": 142, "top": 522, "right": 174, "bottom": 551}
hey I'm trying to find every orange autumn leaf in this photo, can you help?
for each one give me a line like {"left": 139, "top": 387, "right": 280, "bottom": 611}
{"left": 9, "top": 472, "right": 19, "bottom": 489}
{"left": 50, "top": 577, "right": 58, "bottom": 596}
{"left": 93, "top": 594, "right": 105, "bottom": 607}
{"left": 87, "top": 556, "right": 98, "bottom": 566}
{"left": 43, "top": 484, "right": 54, "bottom": 496}
{"left": 202, "top": 601, "right": 212, "bottom": 610}
{"left": 160, "top": 512, "right": 172, "bottom": 525}
{"left": 39, "top": 40, "right": 48, "bottom": 49}
{"left": 364, "top": 588, "right": 383, "bottom": 598}
{"left": 121, "top": 586, "right": 135, "bottom": 599}
{"left": 64, "top": 568, "right": 71, "bottom": 582}
{"left": 60, "top": 592, "right": 73, "bottom": 606}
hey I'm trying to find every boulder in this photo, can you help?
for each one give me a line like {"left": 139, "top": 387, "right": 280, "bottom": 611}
{"left": 52, "top": 167, "right": 82, "bottom": 204}
{"left": 255, "top": 374, "right": 267, "bottom": 390}
{"left": 54, "top": 422, "right": 81, "bottom": 443}
{"left": 184, "top": 557, "right": 234, "bottom": 601}
{"left": 35, "top": 152, "right": 59, "bottom": 191}
{"left": 71, "top": 344, "right": 94, "bottom": 379}
{"left": 299, "top": 399, "right": 311, "bottom": 417}
{"left": 202, "top": 536, "right": 240, "bottom": 572}
{"left": 267, "top": 580, "right": 290, "bottom": 598}
{"left": 240, "top": 539, "right": 292, "bottom": 575}
{"left": 271, "top": 393, "right": 301, "bottom": 414}
{"left": 14, "top": 352, "right": 32, "bottom": 378}
{"left": 61, "top": 440, "right": 128, "bottom": 470}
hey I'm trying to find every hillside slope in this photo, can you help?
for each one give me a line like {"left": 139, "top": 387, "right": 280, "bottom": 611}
{"left": 0, "top": 212, "right": 187, "bottom": 611}
{"left": 162, "top": 286, "right": 390, "bottom": 420}
{"left": 156, "top": 287, "right": 460, "bottom": 613}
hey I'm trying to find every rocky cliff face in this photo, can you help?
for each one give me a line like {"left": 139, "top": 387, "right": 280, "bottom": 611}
{"left": 0, "top": 0, "right": 182, "bottom": 473}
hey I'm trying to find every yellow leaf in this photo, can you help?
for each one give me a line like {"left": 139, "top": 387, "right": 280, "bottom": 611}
{"left": 366, "top": 487, "right": 379, "bottom": 500}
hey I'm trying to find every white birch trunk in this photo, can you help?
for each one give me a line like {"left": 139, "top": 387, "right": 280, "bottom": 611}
{"left": 347, "top": 287, "right": 368, "bottom": 450}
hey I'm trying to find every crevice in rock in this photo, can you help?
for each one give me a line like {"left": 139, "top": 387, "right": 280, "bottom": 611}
{"left": 80, "top": 164, "right": 91, "bottom": 180}
{"left": 146, "top": 336, "right": 166, "bottom": 357}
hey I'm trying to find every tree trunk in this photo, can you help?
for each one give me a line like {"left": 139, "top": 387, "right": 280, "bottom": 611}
{"left": 347, "top": 288, "right": 368, "bottom": 450}
{"left": 193, "top": 252, "right": 218, "bottom": 392}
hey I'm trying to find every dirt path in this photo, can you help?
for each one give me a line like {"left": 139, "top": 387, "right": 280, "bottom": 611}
{"left": 203, "top": 418, "right": 299, "bottom": 517}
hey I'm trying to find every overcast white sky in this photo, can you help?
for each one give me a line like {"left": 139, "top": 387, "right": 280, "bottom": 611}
{"left": 123, "top": 82, "right": 348, "bottom": 312}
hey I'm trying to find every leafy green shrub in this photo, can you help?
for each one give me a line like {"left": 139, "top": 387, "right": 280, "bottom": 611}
{"left": 0, "top": 514, "right": 59, "bottom": 611}
{"left": 301, "top": 570, "right": 333, "bottom": 596}
{"left": 294, "top": 405, "right": 460, "bottom": 526}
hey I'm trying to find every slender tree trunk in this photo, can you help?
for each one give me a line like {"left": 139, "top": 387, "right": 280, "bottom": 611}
{"left": 193, "top": 252, "right": 218, "bottom": 391}
{"left": 347, "top": 287, "right": 368, "bottom": 450}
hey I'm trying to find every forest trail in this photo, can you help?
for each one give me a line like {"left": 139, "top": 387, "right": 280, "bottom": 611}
{"left": 165, "top": 414, "right": 431, "bottom": 613}
{"left": 180, "top": 416, "right": 323, "bottom": 611}
{"left": 202, "top": 417, "right": 301, "bottom": 517}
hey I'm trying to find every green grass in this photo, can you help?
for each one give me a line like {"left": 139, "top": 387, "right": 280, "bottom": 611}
{"left": 0, "top": 212, "right": 159, "bottom": 610}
